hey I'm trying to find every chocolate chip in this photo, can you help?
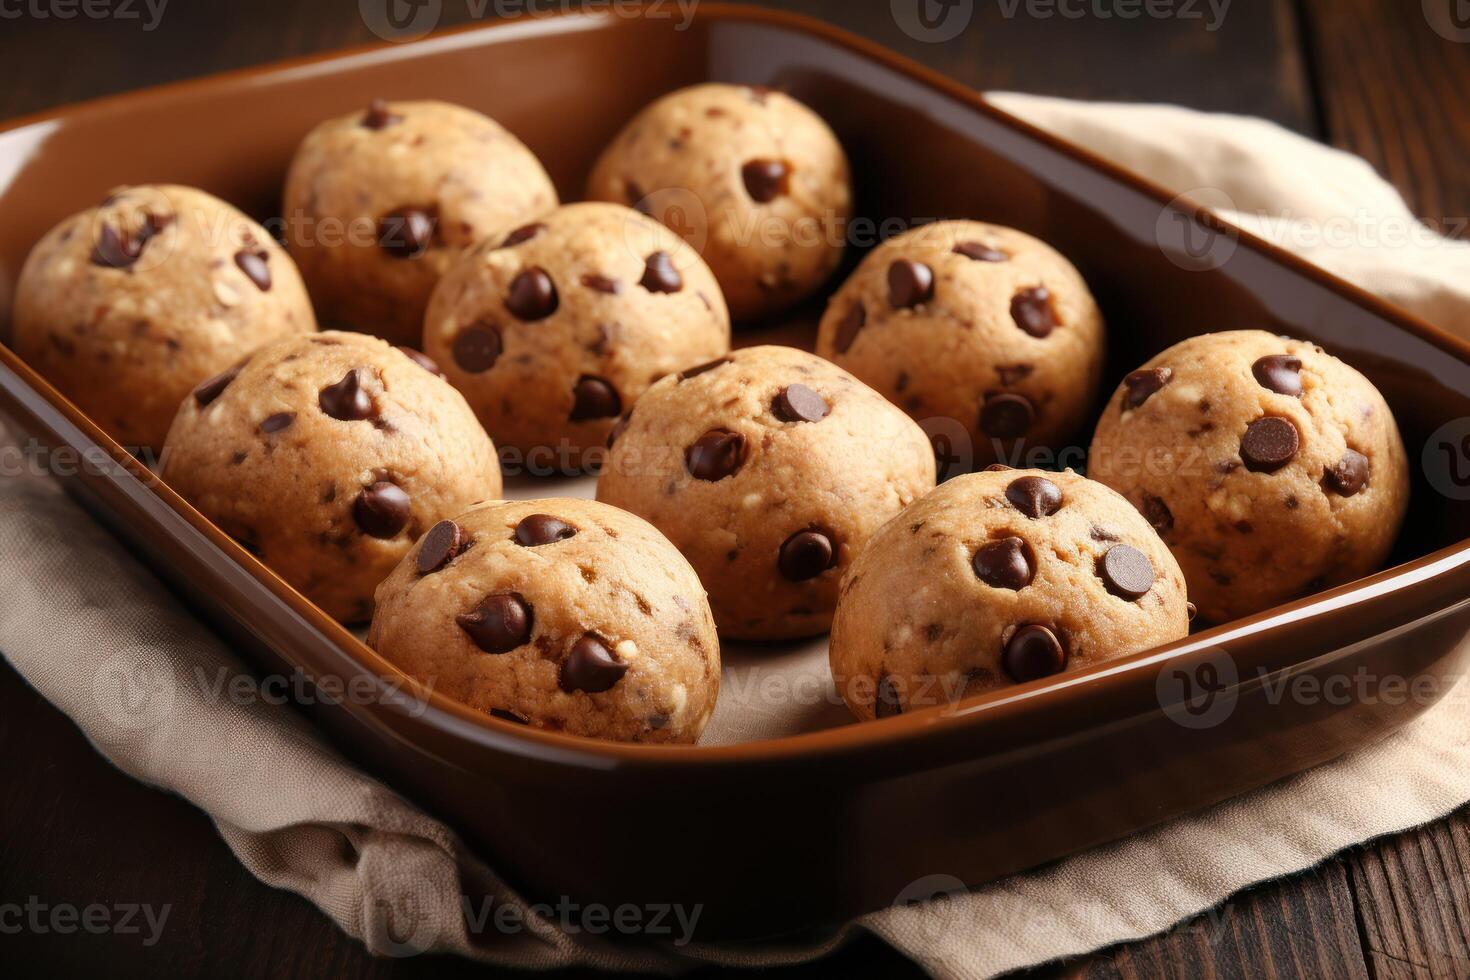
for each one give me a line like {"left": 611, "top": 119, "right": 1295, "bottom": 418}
{"left": 490, "top": 708, "right": 528, "bottom": 725}
{"left": 1098, "top": 544, "right": 1155, "bottom": 600}
{"left": 1005, "top": 475, "right": 1062, "bottom": 518}
{"left": 560, "top": 634, "right": 628, "bottom": 693}
{"left": 833, "top": 302, "right": 866, "bottom": 354}
{"left": 772, "top": 384, "right": 829, "bottom": 423}
{"left": 778, "top": 529, "right": 836, "bottom": 581}
{"left": 741, "top": 158, "right": 790, "bottom": 203}
{"left": 580, "top": 274, "right": 622, "bottom": 294}
{"left": 506, "top": 267, "right": 558, "bottom": 321}
{"left": 686, "top": 428, "right": 746, "bottom": 481}
{"left": 501, "top": 222, "right": 544, "bottom": 247}
{"left": 398, "top": 346, "right": 444, "bottom": 376}
{"left": 570, "top": 376, "right": 621, "bottom": 420}
{"left": 1323, "top": 449, "right": 1369, "bottom": 497}
{"left": 953, "top": 241, "right": 1008, "bottom": 262}
{"left": 1140, "top": 493, "right": 1174, "bottom": 534}
{"left": 100, "top": 213, "right": 169, "bottom": 269}
{"left": 1241, "top": 416, "right": 1300, "bottom": 472}
{"left": 1123, "top": 367, "right": 1172, "bottom": 409}
{"left": 1252, "top": 354, "right": 1303, "bottom": 397}
{"left": 361, "top": 99, "right": 400, "bottom": 130}
{"left": 984, "top": 463, "right": 1012, "bottom": 472}
{"left": 875, "top": 676, "right": 902, "bottom": 718}
{"left": 260, "top": 412, "right": 295, "bottom": 434}
{"left": 680, "top": 357, "right": 731, "bottom": 380}
{"left": 640, "top": 251, "right": 682, "bottom": 293}
{"left": 193, "top": 366, "right": 239, "bottom": 407}
{"left": 607, "top": 411, "right": 633, "bottom": 449}
{"left": 90, "top": 223, "right": 144, "bottom": 269}
{"left": 458, "top": 592, "right": 533, "bottom": 653}
{"left": 514, "top": 513, "right": 577, "bottom": 547}
{"left": 1011, "top": 286, "right": 1057, "bottom": 338}
{"left": 1003, "top": 625, "right": 1067, "bottom": 683}
{"left": 234, "top": 249, "right": 272, "bottom": 291}
{"left": 379, "top": 207, "right": 435, "bottom": 258}
{"left": 319, "top": 369, "right": 375, "bottom": 421}
{"left": 353, "top": 481, "right": 410, "bottom": 538}
{"left": 887, "top": 260, "right": 934, "bottom": 309}
{"left": 452, "top": 324, "right": 502, "bottom": 373}
{"left": 1186, "top": 601, "right": 1198, "bottom": 622}
{"left": 973, "top": 537, "right": 1034, "bottom": 590}
{"left": 417, "top": 519, "right": 466, "bottom": 573}
{"left": 980, "top": 393, "right": 1035, "bottom": 439}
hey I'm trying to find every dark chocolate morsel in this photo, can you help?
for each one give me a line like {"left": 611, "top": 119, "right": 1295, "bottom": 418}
{"left": 193, "top": 366, "right": 240, "bottom": 407}
{"left": 570, "top": 376, "right": 621, "bottom": 420}
{"left": 1241, "top": 416, "right": 1300, "bottom": 472}
{"left": 887, "top": 260, "right": 934, "bottom": 309}
{"left": 560, "top": 634, "right": 628, "bottom": 693}
{"left": 686, "top": 428, "right": 746, "bottom": 481}
{"left": 1098, "top": 544, "right": 1156, "bottom": 600}
{"left": 1322, "top": 449, "right": 1370, "bottom": 497}
{"left": 1005, "top": 475, "right": 1063, "bottom": 518}
{"left": 452, "top": 324, "right": 502, "bottom": 373}
{"left": 1122, "top": 367, "right": 1172, "bottom": 409}
{"left": 319, "top": 368, "right": 375, "bottom": 421}
{"left": 514, "top": 513, "right": 577, "bottom": 547}
{"left": 1252, "top": 354, "right": 1304, "bottom": 397}
{"left": 1010, "top": 286, "right": 1057, "bottom": 338}
{"left": 417, "top": 519, "right": 467, "bottom": 574}
{"left": 973, "top": 537, "right": 1034, "bottom": 590}
{"left": 458, "top": 592, "right": 533, "bottom": 654}
{"left": 771, "top": 384, "right": 829, "bottom": 423}
{"left": 1003, "top": 624, "right": 1067, "bottom": 682}
{"left": 353, "top": 481, "right": 410, "bottom": 538}
{"left": 778, "top": 529, "right": 836, "bottom": 581}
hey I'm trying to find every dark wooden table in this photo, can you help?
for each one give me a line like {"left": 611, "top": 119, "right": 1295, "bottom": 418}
{"left": 2, "top": 2, "right": 1467, "bottom": 977}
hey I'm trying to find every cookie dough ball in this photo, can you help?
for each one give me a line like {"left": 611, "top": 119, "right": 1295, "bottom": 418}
{"left": 160, "top": 330, "right": 502, "bottom": 623}
{"left": 587, "top": 83, "right": 851, "bottom": 321}
{"left": 816, "top": 221, "right": 1105, "bottom": 469}
{"left": 1088, "top": 330, "right": 1408, "bottom": 623}
{"left": 13, "top": 184, "right": 316, "bottom": 452}
{"left": 424, "top": 202, "right": 730, "bottom": 468}
{"left": 369, "top": 498, "right": 719, "bottom": 743}
{"left": 283, "top": 99, "right": 557, "bottom": 345}
{"left": 830, "top": 468, "right": 1189, "bottom": 720}
{"left": 597, "top": 345, "right": 935, "bottom": 640}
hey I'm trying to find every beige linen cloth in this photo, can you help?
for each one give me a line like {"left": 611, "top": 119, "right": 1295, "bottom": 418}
{"left": 3, "top": 94, "right": 1469, "bottom": 978}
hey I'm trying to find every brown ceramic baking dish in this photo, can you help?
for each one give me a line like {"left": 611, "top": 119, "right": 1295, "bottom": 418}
{"left": 2, "top": 5, "right": 1468, "bottom": 943}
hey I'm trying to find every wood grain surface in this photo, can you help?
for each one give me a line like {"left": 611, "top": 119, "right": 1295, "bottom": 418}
{"left": 0, "top": 1, "right": 1467, "bottom": 977}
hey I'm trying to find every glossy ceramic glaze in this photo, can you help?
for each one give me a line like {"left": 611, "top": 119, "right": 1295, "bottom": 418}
{"left": 1, "top": 5, "right": 1467, "bottom": 941}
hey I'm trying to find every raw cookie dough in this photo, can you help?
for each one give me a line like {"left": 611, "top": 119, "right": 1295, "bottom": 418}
{"left": 424, "top": 202, "right": 730, "bottom": 469}
{"left": 160, "top": 330, "right": 503, "bottom": 623}
{"left": 829, "top": 468, "right": 1189, "bottom": 721}
{"left": 12, "top": 184, "right": 316, "bottom": 452}
{"left": 597, "top": 345, "right": 936, "bottom": 640}
{"left": 283, "top": 99, "right": 557, "bottom": 345}
{"left": 368, "top": 498, "right": 720, "bottom": 744}
{"left": 815, "top": 220, "right": 1105, "bottom": 470}
{"left": 586, "top": 83, "right": 851, "bottom": 321}
{"left": 1088, "top": 329, "right": 1408, "bottom": 623}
